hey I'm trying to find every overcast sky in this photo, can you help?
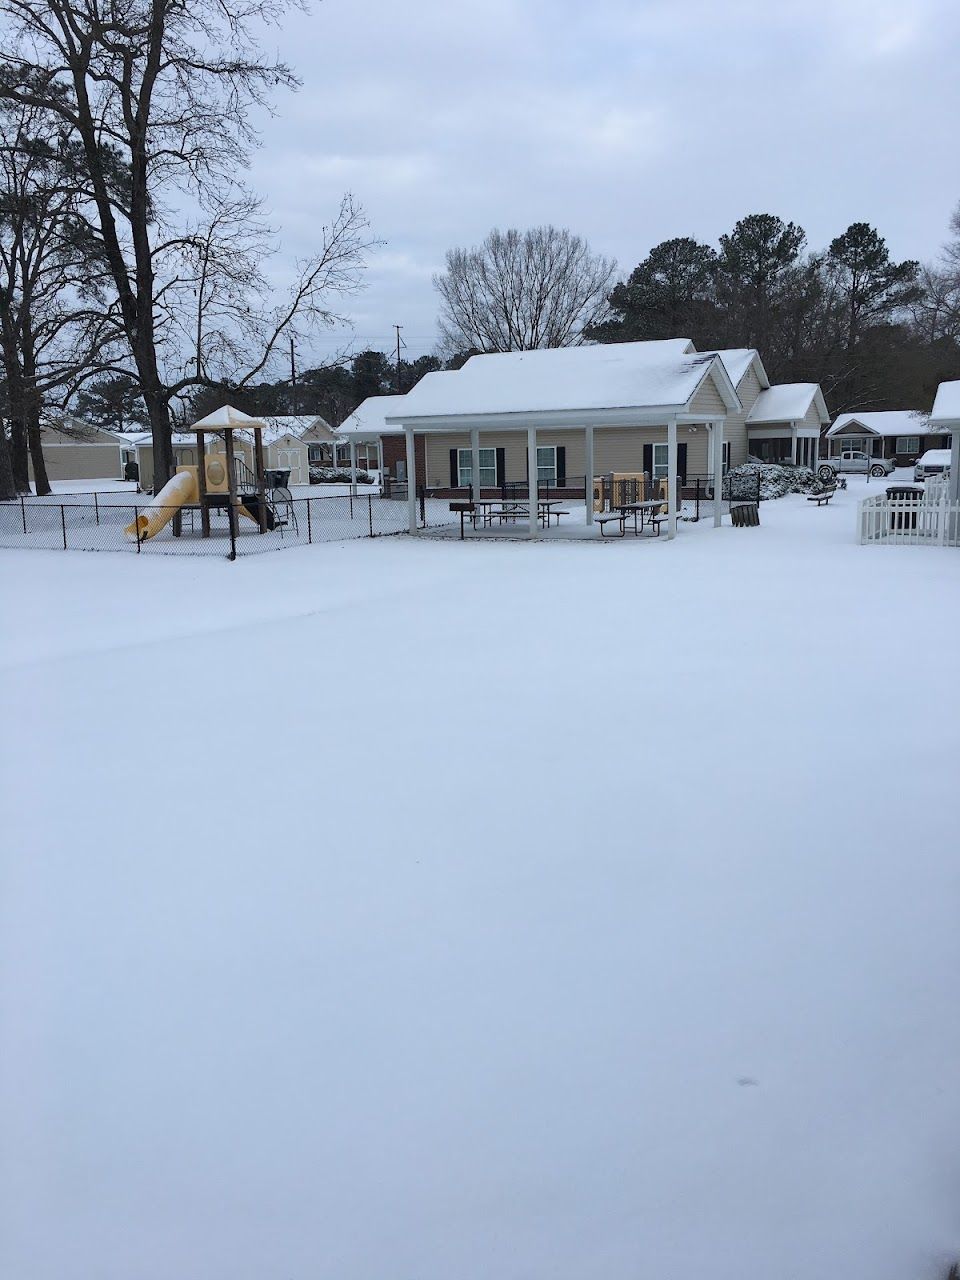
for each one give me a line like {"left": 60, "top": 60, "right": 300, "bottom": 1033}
{"left": 248, "top": 0, "right": 960, "bottom": 368}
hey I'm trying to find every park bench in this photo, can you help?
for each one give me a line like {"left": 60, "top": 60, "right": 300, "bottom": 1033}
{"left": 807, "top": 487, "right": 836, "bottom": 507}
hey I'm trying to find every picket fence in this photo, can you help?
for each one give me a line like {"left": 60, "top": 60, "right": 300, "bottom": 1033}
{"left": 859, "top": 486, "right": 960, "bottom": 547}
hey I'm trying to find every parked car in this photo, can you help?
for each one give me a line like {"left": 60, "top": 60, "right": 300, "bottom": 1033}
{"left": 913, "top": 449, "right": 952, "bottom": 482}
{"left": 817, "top": 451, "right": 894, "bottom": 481}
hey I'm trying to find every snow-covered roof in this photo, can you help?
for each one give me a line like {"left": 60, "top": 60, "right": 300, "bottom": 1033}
{"left": 191, "top": 404, "right": 266, "bottom": 432}
{"left": 339, "top": 394, "right": 409, "bottom": 438}
{"left": 930, "top": 380, "right": 960, "bottom": 427}
{"left": 705, "top": 348, "right": 769, "bottom": 391}
{"left": 747, "top": 383, "right": 829, "bottom": 425}
{"left": 386, "top": 340, "right": 740, "bottom": 428}
{"left": 827, "top": 410, "right": 931, "bottom": 438}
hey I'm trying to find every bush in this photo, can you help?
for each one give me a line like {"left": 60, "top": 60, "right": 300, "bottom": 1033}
{"left": 722, "top": 462, "right": 825, "bottom": 501}
{"left": 309, "top": 467, "right": 375, "bottom": 485}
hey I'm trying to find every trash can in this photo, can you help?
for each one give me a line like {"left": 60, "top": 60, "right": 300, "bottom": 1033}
{"left": 886, "top": 485, "right": 921, "bottom": 531}
{"left": 264, "top": 468, "right": 290, "bottom": 489}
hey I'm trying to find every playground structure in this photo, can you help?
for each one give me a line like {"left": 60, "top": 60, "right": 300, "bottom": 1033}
{"left": 125, "top": 406, "right": 295, "bottom": 553}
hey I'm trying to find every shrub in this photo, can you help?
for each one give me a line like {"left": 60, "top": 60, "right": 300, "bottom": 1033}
{"left": 722, "top": 462, "right": 825, "bottom": 501}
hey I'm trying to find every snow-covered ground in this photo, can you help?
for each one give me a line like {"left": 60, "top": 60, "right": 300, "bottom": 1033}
{"left": 1, "top": 484, "right": 959, "bottom": 1280}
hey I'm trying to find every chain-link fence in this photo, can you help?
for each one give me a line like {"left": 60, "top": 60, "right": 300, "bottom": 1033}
{"left": 0, "top": 492, "right": 412, "bottom": 557}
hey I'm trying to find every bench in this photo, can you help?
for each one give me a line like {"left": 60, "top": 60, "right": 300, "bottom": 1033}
{"left": 545, "top": 509, "right": 570, "bottom": 528}
{"left": 596, "top": 512, "right": 626, "bottom": 537}
{"left": 807, "top": 488, "right": 835, "bottom": 507}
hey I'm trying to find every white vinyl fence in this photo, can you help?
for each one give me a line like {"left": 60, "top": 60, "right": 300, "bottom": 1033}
{"left": 859, "top": 487, "right": 960, "bottom": 547}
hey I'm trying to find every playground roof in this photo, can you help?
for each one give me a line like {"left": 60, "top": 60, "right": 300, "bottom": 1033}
{"left": 191, "top": 405, "right": 267, "bottom": 432}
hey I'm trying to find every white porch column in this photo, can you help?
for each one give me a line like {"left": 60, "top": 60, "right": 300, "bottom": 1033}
{"left": 667, "top": 416, "right": 677, "bottom": 540}
{"left": 791, "top": 422, "right": 799, "bottom": 465}
{"left": 527, "top": 425, "right": 538, "bottom": 539}
{"left": 349, "top": 437, "right": 358, "bottom": 496}
{"left": 584, "top": 424, "right": 594, "bottom": 526}
{"left": 950, "top": 428, "right": 960, "bottom": 502}
{"left": 470, "top": 427, "right": 481, "bottom": 501}
{"left": 405, "top": 426, "right": 417, "bottom": 534}
{"left": 711, "top": 417, "right": 724, "bottom": 527}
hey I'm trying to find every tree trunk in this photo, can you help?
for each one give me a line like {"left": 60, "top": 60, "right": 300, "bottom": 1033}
{"left": 9, "top": 417, "right": 29, "bottom": 493}
{"left": 0, "top": 419, "right": 16, "bottom": 500}
{"left": 27, "top": 417, "right": 51, "bottom": 496}
{"left": 143, "top": 388, "right": 173, "bottom": 494}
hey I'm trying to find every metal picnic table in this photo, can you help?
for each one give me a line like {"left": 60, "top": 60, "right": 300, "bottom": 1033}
{"left": 613, "top": 498, "right": 667, "bottom": 535}
{"left": 474, "top": 498, "right": 567, "bottom": 529}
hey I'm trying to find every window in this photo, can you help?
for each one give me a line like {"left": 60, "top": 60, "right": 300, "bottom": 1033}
{"left": 308, "top": 443, "right": 322, "bottom": 463}
{"left": 722, "top": 441, "right": 731, "bottom": 472}
{"left": 896, "top": 436, "right": 920, "bottom": 454}
{"left": 457, "top": 447, "right": 496, "bottom": 488}
{"left": 652, "top": 443, "right": 669, "bottom": 480}
{"left": 537, "top": 446, "right": 556, "bottom": 484}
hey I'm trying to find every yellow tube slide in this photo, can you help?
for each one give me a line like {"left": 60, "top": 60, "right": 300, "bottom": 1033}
{"left": 125, "top": 470, "right": 198, "bottom": 540}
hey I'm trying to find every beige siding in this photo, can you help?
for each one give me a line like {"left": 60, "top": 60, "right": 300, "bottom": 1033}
{"left": 723, "top": 365, "right": 762, "bottom": 466}
{"left": 801, "top": 399, "right": 823, "bottom": 434}
{"left": 30, "top": 443, "right": 121, "bottom": 482}
{"left": 688, "top": 370, "right": 728, "bottom": 417}
{"left": 423, "top": 424, "right": 714, "bottom": 485}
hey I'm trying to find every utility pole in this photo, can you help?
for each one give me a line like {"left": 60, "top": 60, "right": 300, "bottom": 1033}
{"left": 290, "top": 337, "right": 298, "bottom": 415}
{"left": 394, "top": 324, "right": 404, "bottom": 393}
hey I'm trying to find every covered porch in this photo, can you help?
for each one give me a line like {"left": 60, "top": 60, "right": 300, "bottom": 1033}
{"left": 397, "top": 416, "right": 727, "bottom": 540}
{"left": 747, "top": 424, "right": 821, "bottom": 468}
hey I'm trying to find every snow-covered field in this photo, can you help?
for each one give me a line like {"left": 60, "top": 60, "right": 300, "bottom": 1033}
{"left": 2, "top": 483, "right": 959, "bottom": 1280}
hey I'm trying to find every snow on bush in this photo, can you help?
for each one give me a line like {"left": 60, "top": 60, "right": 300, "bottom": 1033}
{"left": 309, "top": 466, "right": 373, "bottom": 485}
{"left": 723, "top": 462, "right": 824, "bottom": 501}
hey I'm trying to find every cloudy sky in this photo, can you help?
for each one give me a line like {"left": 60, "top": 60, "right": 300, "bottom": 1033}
{"left": 248, "top": 0, "right": 960, "bottom": 367}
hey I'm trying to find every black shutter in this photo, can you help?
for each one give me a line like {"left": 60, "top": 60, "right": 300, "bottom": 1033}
{"left": 643, "top": 443, "right": 653, "bottom": 478}
{"left": 677, "top": 442, "right": 688, "bottom": 486}
{"left": 495, "top": 448, "right": 506, "bottom": 487}
{"left": 556, "top": 446, "right": 566, "bottom": 486}
{"left": 449, "top": 448, "right": 458, "bottom": 488}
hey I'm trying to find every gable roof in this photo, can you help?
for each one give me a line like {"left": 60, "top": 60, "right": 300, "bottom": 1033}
{"left": 827, "top": 410, "right": 931, "bottom": 438}
{"left": 703, "top": 348, "right": 770, "bottom": 392}
{"left": 930, "top": 380, "right": 960, "bottom": 427}
{"left": 386, "top": 340, "right": 741, "bottom": 429}
{"left": 339, "top": 394, "right": 409, "bottom": 438}
{"left": 747, "top": 383, "right": 829, "bottom": 426}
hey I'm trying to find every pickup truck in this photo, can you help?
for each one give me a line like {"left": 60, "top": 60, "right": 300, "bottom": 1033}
{"left": 817, "top": 451, "right": 895, "bottom": 481}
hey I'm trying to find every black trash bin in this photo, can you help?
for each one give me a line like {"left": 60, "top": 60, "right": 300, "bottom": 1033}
{"left": 886, "top": 485, "right": 922, "bottom": 532}
{"left": 264, "top": 468, "right": 291, "bottom": 489}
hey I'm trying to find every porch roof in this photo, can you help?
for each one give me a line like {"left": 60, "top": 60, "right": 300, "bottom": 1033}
{"left": 827, "top": 410, "right": 931, "bottom": 438}
{"left": 339, "top": 394, "right": 408, "bottom": 441}
{"left": 746, "top": 383, "right": 829, "bottom": 426}
{"left": 385, "top": 340, "right": 740, "bottom": 432}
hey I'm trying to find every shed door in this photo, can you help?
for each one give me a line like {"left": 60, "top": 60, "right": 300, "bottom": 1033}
{"left": 276, "top": 447, "right": 303, "bottom": 484}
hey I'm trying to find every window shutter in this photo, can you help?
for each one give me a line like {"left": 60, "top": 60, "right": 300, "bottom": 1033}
{"left": 495, "top": 447, "right": 505, "bottom": 487}
{"left": 677, "top": 442, "right": 688, "bottom": 486}
{"left": 556, "top": 446, "right": 566, "bottom": 485}
{"left": 643, "top": 443, "right": 653, "bottom": 478}
{"left": 449, "top": 448, "right": 458, "bottom": 488}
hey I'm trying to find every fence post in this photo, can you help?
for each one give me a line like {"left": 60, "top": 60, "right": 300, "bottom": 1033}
{"left": 60, "top": 504, "right": 67, "bottom": 549}
{"left": 20, "top": 495, "right": 26, "bottom": 535}
{"left": 419, "top": 485, "right": 426, "bottom": 526}
{"left": 94, "top": 491, "right": 99, "bottom": 526}
{"left": 307, "top": 499, "right": 313, "bottom": 544}
{"left": 134, "top": 506, "right": 141, "bottom": 553}
{"left": 349, "top": 490, "right": 354, "bottom": 520}
{"left": 368, "top": 494, "right": 374, "bottom": 537}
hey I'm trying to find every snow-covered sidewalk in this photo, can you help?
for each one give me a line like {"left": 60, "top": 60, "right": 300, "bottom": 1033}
{"left": 1, "top": 490, "right": 959, "bottom": 1280}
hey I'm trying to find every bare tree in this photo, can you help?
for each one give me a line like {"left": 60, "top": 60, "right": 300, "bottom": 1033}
{"left": 0, "top": 0, "right": 374, "bottom": 492}
{"left": 435, "top": 226, "right": 616, "bottom": 352}
{"left": 0, "top": 98, "right": 116, "bottom": 495}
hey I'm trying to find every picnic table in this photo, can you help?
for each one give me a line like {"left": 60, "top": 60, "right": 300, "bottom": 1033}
{"left": 474, "top": 498, "right": 568, "bottom": 528}
{"left": 613, "top": 498, "right": 667, "bottom": 535}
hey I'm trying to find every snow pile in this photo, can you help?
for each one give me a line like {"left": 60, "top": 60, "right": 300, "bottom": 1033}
{"left": 2, "top": 493, "right": 960, "bottom": 1280}
{"left": 724, "top": 462, "right": 822, "bottom": 501}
